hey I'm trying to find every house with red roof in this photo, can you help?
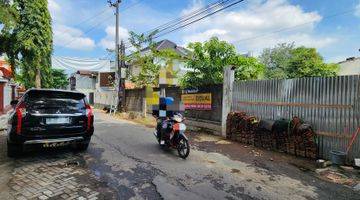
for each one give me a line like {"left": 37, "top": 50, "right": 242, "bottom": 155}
{"left": 0, "top": 57, "right": 20, "bottom": 114}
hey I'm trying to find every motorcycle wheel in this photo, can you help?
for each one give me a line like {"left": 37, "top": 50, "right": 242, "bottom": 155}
{"left": 177, "top": 137, "right": 190, "bottom": 159}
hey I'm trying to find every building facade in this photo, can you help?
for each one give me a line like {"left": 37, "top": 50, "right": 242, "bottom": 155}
{"left": 128, "top": 39, "right": 189, "bottom": 87}
{"left": 338, "top": 57, "right": 360, "bottom": 75}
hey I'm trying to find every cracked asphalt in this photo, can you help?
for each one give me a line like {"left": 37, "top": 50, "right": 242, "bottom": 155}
{"left": 1, "top": 110, "right": 359, "bottom": 200}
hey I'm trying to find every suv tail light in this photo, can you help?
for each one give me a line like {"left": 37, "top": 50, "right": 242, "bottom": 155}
{"left": 86, "top": 104, "right": 93, "bottom": 131}
{"left": 16, "top": 102, "right": 26, "bottom": 134}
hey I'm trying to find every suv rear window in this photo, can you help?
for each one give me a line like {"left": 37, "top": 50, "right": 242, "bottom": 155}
{"left": 25, "top": 90, "right": 86, "bottom": 112}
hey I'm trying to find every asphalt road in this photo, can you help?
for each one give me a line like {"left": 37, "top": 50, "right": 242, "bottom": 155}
{"left": 85, "top": 111, "right": 359, "bottom": 200}
{"left": 1, "top": 110, "right": 358, "bottom": 200}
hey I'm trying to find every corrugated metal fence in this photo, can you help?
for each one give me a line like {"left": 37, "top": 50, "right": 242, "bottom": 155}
{"left": 232, "top": 75, "right": 360, "bottom": 160}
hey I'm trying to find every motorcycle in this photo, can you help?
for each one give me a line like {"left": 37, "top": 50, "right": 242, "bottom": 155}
{"left": 153, "top": 113, "right": 190, "bottom": 159}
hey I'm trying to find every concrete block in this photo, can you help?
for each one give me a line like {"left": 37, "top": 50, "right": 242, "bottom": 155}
{"left": 355, "top": 158, "right": 360, "bottom": 167}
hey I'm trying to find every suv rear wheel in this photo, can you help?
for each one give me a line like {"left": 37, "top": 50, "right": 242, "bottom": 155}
{"left": 7, "top": 142, "right": 23, "bottom": 157}
{"left": 76, "top": 141, "right": 90, "bottom": 151}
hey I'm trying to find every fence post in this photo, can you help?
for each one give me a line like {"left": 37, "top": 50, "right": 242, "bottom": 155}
{"left": 221, "top": 66, "right": 235, "bottom": 137}
{"left": 142, "top": 87, "right": 147, "bottom": 117}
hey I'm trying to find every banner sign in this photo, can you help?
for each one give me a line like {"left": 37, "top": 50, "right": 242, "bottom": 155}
{"left": 181, "top": 93, "right": 212, "bottom": 110}
{"left": 146, "top": 91, "right": 160, "bottom": 105}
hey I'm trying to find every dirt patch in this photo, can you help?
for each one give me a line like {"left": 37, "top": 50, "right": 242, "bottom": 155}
{"left": 188, "top": 132, "right": 360, "bottom": 199}
{"left": 216, "top": 140, "right": 233, "bottom": 145}
{"left": 114, "top": 112, "right": 156, "bottom": 128}
{"left": 316, "top": 167, "right": 360, "bottom": 187}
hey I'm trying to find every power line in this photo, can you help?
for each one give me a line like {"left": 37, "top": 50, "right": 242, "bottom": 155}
{"left": 73, "top": 7, "right": 111, "bottom": 28}
{"left": 153, "top": 0, "right": 245, "bottom": 40}
{"left": 58, "top": 0, "right": 144, "bottom": 50}
{"left": 145, "top": 0, "right": 225, "bottom": 35}
{"left": 121, "top": 0, "right": 222, "bottom": 48}
{"left": 57, "top": 14, "right": 114, "bottom": 50}
{"left": 123, "top": 0, "right": 230, "bottom": 47}
{"left": 55, "top": 6, "right": 111, "bottom": 39}
{"left": 121, "top": 0, "right": 146, "bottom": 12}
{"left": 123, "top": 0, "right": 245, "bottom": 49}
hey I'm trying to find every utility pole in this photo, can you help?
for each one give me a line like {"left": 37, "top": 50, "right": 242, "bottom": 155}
{"left": 108, "top": 0, "right": 123, "bottom": 111}
{"left": 119, "top": 40, "right": 126, "bottom": 110}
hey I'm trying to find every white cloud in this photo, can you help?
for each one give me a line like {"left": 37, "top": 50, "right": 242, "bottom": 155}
{"left": 240, "top": 33, "right": 337, "bottom": 51}
{"left": 48, "top": 0, "right": 62, "bottom": 23}
{"left": 48, "top": 0, "right": 60, "bottom": 13}
{"left": 99, "top": 26, "right": 129, "bottom": 50}
{"left": 49, "top": 0, "right": 98, "bottom": 51}
{"left": 355, "top": 1, "right": 360, "bottom": 17}
{"left": 53, "top": 25, "right": 96, "bottom": 50}
{"left": 183, "top": 29, "right": 229, "bottom": 43}
{"left": 181, "top": 0, "right": 204, "bottom": 16}
{"left": 180, "top": 0, "right": 336, "bottom": 53}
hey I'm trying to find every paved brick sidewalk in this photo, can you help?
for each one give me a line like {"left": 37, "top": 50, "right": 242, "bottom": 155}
{"left": 10, "top": 154, "right": 107, "bottom": 199}
{"left": 0, "top": 131, "right": 13, "bottom": 199}
{"left": 0, "top": 110, "right": 118, "bottom": 200}
{"left": 0, "top": 133, "right": 117, "bottom": 200}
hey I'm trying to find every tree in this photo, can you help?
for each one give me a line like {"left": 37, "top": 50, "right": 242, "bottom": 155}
{"left": 17, "top": 67, "right": 68, "bottom": 89}
{"left": 12, "top": 0, "right": 53, "bottom": 88}
{"left": 50, "top": 68, "right": 69, "bottom": 89}
{"left": 180, "top": 37, "right": 264, "bottom": 88}
{"left": 260, "top": 43, "right": 338, "bottom": 79}
{"left": 127, "top": 31, "right": 181, "bottom": 87}
{"left": 0, "top": 0, "right": 19, "bottom": 71}
{"left": 0, "top": 1, "right": 18, "bottom": 30}
{"left": 259, "top": 43, "right": 294, "bottom": 79}
{"left": 287, "top": 47, "right": 338, "bottom": 78}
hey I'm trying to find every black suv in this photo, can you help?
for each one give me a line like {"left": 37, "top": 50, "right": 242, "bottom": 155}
{"left": 7, "top": 89, "right": 94, "bottom": 157}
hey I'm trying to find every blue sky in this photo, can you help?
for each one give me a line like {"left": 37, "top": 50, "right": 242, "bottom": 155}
{"left": 50, "top": 0, "right": 360, "bottom": 63}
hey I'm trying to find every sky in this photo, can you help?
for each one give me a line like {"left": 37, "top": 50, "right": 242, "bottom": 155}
{"left": 50, "top": 0, "right": 360, "bottom": 63}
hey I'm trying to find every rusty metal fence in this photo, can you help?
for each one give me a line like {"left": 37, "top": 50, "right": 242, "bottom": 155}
{"left": 232, "top": 75, "right": 360, "bottom": 160}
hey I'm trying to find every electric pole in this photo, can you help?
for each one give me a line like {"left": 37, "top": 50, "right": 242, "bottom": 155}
{"left": 108, "top": 0, "right": 123, "bottom": 112}
{"left": 119, "top": 40, "right": 126, "bottom": 110}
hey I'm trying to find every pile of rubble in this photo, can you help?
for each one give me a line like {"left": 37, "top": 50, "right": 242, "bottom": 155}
{"left": 226, "top": 112, "right": 317, "bottom": 159}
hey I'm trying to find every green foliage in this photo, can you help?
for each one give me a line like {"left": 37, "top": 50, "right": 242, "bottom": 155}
{"left": 14, "top": 0, "right": 53, "bottom": 88}
{"left": 180, "top": 37, "right": 264, "bottom": 88}
{"left": 0, "top": 0, "right": 18, "bottom": 29}
{"left": 260, "top": 43, "right": 338, "bottom": 79}
{"left": 234, "top": 56, "right": 265, "bottom": 81}
{"left": 127, "top": 31, "right": 181, "bottom": 87}
{"left": 1, "top": 0, "right": 53, "bottom": 88}
{"left": 50, "top": 68, "right": 69, "bottom": 89}
{"left": 17, "top": 67, "right": 68, "bottom": 89}
{"left": 0, "top": 0, "right": 19, "bottom": 69}
{"left": 259, "top": 43, "right": 294, "bottom": 79}
{"left": 287, "top": 47, "right": 338, "bottom": 78}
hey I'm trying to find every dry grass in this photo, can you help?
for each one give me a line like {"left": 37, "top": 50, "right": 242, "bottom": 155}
{"left": 114, "top": 112, "right": 156, "bottom": 128}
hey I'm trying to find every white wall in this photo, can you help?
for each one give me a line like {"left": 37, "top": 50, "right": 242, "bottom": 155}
{"left": 339, "top": 58, "right": 360, "bottom": 75}
{"left": 3, "top": 83, "right": 11, "bottom": 106}
{"left": 75, "top": 74, "right": 96, "bottom": 90}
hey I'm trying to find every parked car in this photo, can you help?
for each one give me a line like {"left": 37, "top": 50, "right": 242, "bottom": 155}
{"left": 7, "top": 89, "right": 94, "bottom": 157}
